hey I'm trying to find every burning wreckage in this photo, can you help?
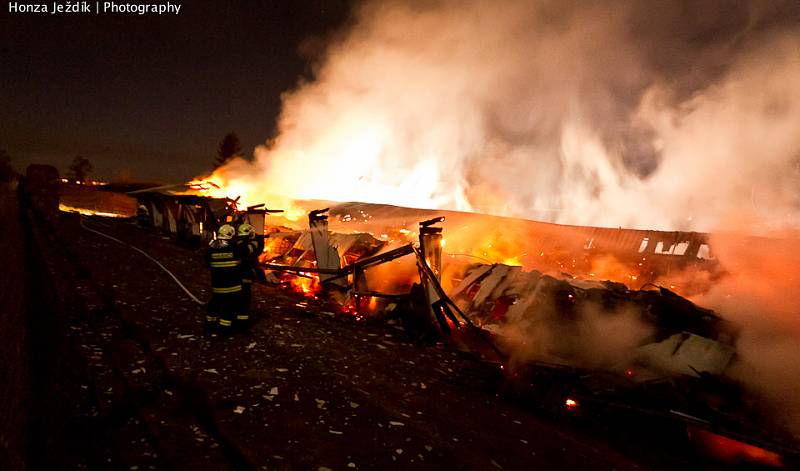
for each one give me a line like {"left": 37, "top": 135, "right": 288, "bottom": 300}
{"left": 132, "top": 182, "right": 797, "bottom": 466}
{"left": 222, "top": 201, "right": 793, "bottom": 467}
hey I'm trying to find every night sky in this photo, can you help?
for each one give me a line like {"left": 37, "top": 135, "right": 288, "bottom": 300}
{"left": 1, "top": 0, "right": 354, "bottom": 182}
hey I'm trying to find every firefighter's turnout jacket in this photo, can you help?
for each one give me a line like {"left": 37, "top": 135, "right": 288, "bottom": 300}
{"left": 235, "top": 237, "right": 263, "bottom": 322}
{"left": 206, "top": 238, "right": 242, "bottom": 330}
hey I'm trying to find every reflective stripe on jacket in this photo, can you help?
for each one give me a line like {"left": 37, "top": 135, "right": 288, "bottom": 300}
{"left": 206, "top": 239, "right": 243, "bottom": 291}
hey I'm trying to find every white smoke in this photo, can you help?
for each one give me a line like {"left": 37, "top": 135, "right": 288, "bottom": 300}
{"left": 212, "top": 0, "right": 800, "bottom": 233}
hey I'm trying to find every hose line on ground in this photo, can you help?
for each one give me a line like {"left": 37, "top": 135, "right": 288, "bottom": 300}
{"left": 79, "top": 217, "right": 208, "bottom": 305}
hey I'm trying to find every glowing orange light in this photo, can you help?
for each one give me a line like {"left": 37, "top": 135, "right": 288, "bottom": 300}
{"left": 565, "top": 398, "right": 578, "bottom": 409}
{"left": 688, "top": 426, "right": 783, "bottom": 468}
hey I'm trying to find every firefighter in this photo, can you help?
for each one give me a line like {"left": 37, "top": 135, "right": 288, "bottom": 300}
{"left": 205, "top": 224, "right": 242, "bottom": 334}
{"left": 235, "top": 222, "right": 262, "bottom": 329}
{"left": 136, "top": 204, "right": 150, "bottom": 228}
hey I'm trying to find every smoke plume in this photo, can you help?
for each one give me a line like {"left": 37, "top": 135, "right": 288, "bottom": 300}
{"left": 213, "top": 0, "right": 800, "bottom": 233}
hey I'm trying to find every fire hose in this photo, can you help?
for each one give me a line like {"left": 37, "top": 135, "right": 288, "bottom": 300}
{"left": 79, "top": 217, "right": 208, "bottom": 305}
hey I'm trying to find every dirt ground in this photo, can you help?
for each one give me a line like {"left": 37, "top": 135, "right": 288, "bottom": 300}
{"left": 0, "top": 190, "right": 27, "bottom": 470}
{"left": 17, "top": 210, "right": 718, "bottom": 470}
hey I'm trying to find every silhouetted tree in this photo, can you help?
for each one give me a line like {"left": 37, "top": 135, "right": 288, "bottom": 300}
{"left": 214, "top": 132, "right": 242, "bottom": 169}
{"left": 0, "top": 149, "right": 15, "bottom": 182}
{"left": 68, "top": 155, "right": 93, "bottom": 182}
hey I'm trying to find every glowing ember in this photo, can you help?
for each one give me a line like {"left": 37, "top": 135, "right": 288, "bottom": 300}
{"left": 286, "top": 272, "right": 320, "bottom": 297}
{"left": 564, "top": 398, "right": 579, "bottom": 410}
{"left": 687, "top": 426, "right": 783, "bottom": 468}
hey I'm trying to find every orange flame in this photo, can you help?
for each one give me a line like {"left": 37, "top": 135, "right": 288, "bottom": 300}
{"left": 285, "top": 272, "right": 321, "bottom": 297}
{"left": 564, "top": 398, "right": 579, "bottom": 410}
{"left": 687, "top": 426, "right": 784, "bottom": 468}
{"left": 187, "top": 175, "right": 307, "bottom": 223}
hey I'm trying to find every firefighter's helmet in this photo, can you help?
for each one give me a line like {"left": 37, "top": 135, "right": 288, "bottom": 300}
{"left": 237, "top": 223, "right": 255, "bottom": 239}
{"left": 217, "top": 224, "right": 236, "bottom": 240}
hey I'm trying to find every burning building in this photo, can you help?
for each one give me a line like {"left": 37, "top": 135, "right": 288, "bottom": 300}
{"left": 229, "top": 199, "right": 797, "bottom": 466}
{"left": 173, "top": 0, "right": 800, "bottom": 464}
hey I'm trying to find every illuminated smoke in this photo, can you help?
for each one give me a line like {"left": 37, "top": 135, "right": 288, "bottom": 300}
{"left": 209, "top": 0, "right": 800, "bottom": 233}
{"left": 696, "top": 234, "right": 800, "bottom": 432}
{"left": 203, "top": 0, "right": 800, "bottom": 434}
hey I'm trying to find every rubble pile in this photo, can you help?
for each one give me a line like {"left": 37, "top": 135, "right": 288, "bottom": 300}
{"left": 450, "top": 263, "right": 736, "bottom": 378}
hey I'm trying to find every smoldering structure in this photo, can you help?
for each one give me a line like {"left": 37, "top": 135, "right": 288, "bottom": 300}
{"left": 174, "top": 0, "right": 800, "bottom": 465}
{"left": 173, "top": 198, "right": 787, "bottom": 466}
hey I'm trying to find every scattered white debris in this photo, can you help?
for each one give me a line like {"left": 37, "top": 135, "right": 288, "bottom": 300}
{"left": 491, "top": 459, "right": 503, "bottom": 469}
{"left": 425, "top": 445, "right": 433, "bottom": 452}
{"left": 347, "top": 463, "right": 356, "bottom": 468}
{"left": 176, "top": 334, "right": 194, "bottom": 339}
{"left": 420, "top": 383, "right": 427, "bottom": 389}
{"left": 269, "top": 387, "right": 279, "bottom": 395}
{"left": 204, "top": 368, "right": 219, "bottom": 374}
{"left": 276, "top": 368, "right": 289, "bottom": 373}
{"left": 349, "top": 402, "right": 359, "bottom": 408}
{"left": 315, "top": 399, "right": 327, "bottom": 409}
{"left": 246, "top": 342, "right": 256, "bottom": 350}
{"left": 131, "top": 369, "right": 142, "bottom": 374}
{"left": 519, "top": 439, "right": 528, "bottom": 444}
{"left": 389, "top": 421, "right": 405, "bottom": 427}
{"left": 290, "top": 343, "right": 304, "bottom": 348}
{"left": 329, "top": 430, "right": 343, "bottom": 435}
{"left": 294, "top": 393, "right": 300, "bottom": 401}
{"left": 233, "top": 406, "right": 245, "bottom": 414}
{"left": 318, "top": 467, "right": 332, "bottom": 471}
{"left": 395, "top": 449, "right": 403, "bottom": 455}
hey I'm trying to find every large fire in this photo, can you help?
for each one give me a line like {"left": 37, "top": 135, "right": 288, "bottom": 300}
{"left": 185, "top": 0, "right": 800, "bottom": 441}
{"left": 187, "top": 0, "right": 800, "bottom": 235}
